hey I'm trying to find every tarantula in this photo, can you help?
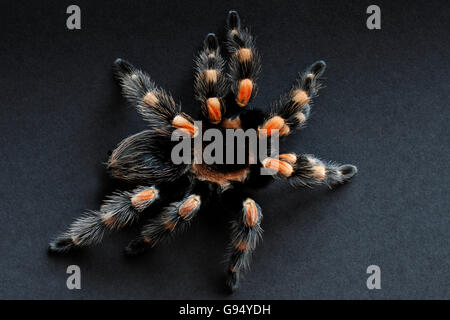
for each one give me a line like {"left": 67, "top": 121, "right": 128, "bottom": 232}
{"left": 48, "top": 11, "right": 357, "bottom": 292}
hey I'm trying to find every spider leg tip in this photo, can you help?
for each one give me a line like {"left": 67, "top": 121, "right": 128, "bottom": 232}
{"left": 112, "top": 58, "right": 134, "bottom": 75}
{"left": 47, "top": 238, "right": 75, "bottom": 254}
{"left": 329, "top": 164, "right": 358, "bottom": 187}
{"left": 339, "top": 164, "right": 358, "bottom": 180}
{"left": 227, "top": 10, "right": 241, "bottom": 29}
{"left": 225, "top": 270, "right": 240, "bottom": 293}
{"left": 113, "top": 57, "right": 123, "bottom": 65}
{"left": 204, "top": 33, "right": 219, "bottom": 51}
{"left": 310, "top": 60, "right": 327, "bottom": 77}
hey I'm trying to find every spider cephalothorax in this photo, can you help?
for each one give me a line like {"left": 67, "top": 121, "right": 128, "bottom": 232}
{"left": 48, "top": 11, "right": 357, "bottom": 292}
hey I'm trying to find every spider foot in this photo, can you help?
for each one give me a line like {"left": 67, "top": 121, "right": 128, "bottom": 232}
{"left": 225, "top": 269, "right": 240, "bottom": 293}
{"left": 112, "top": 58, "right": 134, "bottom": 75}
{"left": 205, "top": 33, "right": 219, "bottom": 52}
{"left": 48, "top": 237, "right": 76, "bottom": 254}
{"left": 227, "top": 10, "right": 241, "bottom": 29}
{"left": 334, "top": 164, "right": 358, "bottom": 184}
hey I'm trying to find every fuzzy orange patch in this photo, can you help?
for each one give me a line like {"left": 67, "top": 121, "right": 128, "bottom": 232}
{"left": 143, "top": 91, "right": 159, "bottom": 107}
{"left": 243, "top": 198, "right": 259, "bottom": 227}
{"left": 179, "top": 195, "right": 201, "bottom": 218}
{"left": 131, "top": 188, "right": 156, "bottom": 207}
{"left": 206, "top": 97, "right": 222, "bottom": 124}
{"left": 259, "top": 116, "right": 286, "bottom": 137}
{"left": 296, "top": 112, "right": 306, "bottom": 124}
{"left": 204, "top": 69, "right": 218, "bottom": 83}
{"left": 292, "top": 89, "right": 310, "bottom": 107}
{"left": 312, "top": 165, "right": 326, "bottom": 180}
{"left": 236, "top": 79, "right": 253, "bottom": 107}
{"left": 262, "top": 158, "right": 294, "bottom": 177}
{"left": 279, "top": 153, "right": 297, "bottom": 165}
{"left": 236, "top": 48, "right": 253, "bottom": 62}
{"left": 172, "top": 115, "right": 198, "bottom": 137}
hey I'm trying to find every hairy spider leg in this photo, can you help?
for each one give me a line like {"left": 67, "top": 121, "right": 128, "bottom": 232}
{"left": 225, "top": 11, "right": 261, "bottom": 109}
{"left": 225, "top": 197, "right": 263, "bottom": 292}
{"left": 113, "top": 58, "right": 199, "bottom": 137}
{"left": 194, "top": 33, "right": 229, "bottom": 125}
{"left": 48, "top": 186, "right": 159, "bottom": 253}
{"left": 262, "top": 153, "right": 358, "bottom": 187}
{"left": 124, "top": 192, "right": 202, "bottom": 256}
{"left": 259, "top": 61, "right": 327, "bottom": 138}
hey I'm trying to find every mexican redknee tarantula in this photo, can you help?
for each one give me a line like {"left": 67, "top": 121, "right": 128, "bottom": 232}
{"left": 49, "top": 11, "right": 357, "bottom": 292}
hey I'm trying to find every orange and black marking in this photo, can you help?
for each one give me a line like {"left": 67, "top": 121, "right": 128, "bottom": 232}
{"left": 262, "top": 158, "right": 294, "bottom": 178}
{"left": 206, "top": 97, "right": 222, "bottom": 124}
{"left": 235, "top": 48, "right": 253, "bottom": 62}
{"left": 172, "top": 114, "right": 199, "bottom": 137}
{"left": 143, "top": 91, "right": 159, "bottom": 107}
{"left": 258, "top": 116, "right": 290, "bottom": 137}
{"left": 279, "top": 153, "right": 298, "bottom": 165}
{"left": 131, "top": 187, "right": 158, "bottom": 209}
{"left": 203, "top": 69, "right": 218, "bottom": 83}
{"left": 235, "top": 240, "right": 249, "bottom": 251}
{"left": 178, "top": 195, "right": 201, "bottom": 220}
{"left": 236, "top": 79, "right": 253, "bottom": 107}
{"left": 243, "top": 198, "right": 260, "bottom": 227}
{"left": 291, "top": 89, "right": 310, "bottom": 107}
{"left": 103, "top": 215, "right": 116, "bottom": 228}
{"left": 164, "top": 220, "right": 176, "bottom": 231}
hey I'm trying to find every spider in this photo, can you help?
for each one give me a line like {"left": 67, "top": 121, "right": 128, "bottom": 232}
{"left": 48, "top": 11, "right": 358, "bottom": 292}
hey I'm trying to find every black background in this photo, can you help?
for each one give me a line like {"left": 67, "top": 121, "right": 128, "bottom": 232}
{"left": 0, "top": 0, "right": 448, "bottom": 299}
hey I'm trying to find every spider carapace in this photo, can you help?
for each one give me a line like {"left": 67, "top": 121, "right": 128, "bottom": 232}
{"left": 49, "top": 11, "right": 357, "bottom": 292}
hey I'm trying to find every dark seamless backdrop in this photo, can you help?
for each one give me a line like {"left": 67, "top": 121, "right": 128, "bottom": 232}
{"left": 0, "top": 0, "right": 448, "bottom": 299}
